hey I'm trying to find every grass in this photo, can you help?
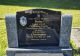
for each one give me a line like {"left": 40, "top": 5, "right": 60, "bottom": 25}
{"left": 0, "top": 20, "right": 7, "bottom": 56}
{"left": 70, "top": 39, "right": 80, "bottom": 56}
{"left": 0, "top": 0, "right": 80, "bottom": 56}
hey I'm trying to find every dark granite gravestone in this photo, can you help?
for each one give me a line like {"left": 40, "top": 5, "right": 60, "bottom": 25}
{"left": 5, "top": 9, "right": 72, "bottom": 56}
{"left": 16, "top": 9, "right": 61, "bottom": 47}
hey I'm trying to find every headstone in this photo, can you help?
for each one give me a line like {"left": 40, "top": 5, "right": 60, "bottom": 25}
{"left": 5, "top": 9, "right": 72, "bottom": 56}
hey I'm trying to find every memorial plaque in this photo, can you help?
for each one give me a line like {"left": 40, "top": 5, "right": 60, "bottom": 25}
{"left": 16, "top": 9, "right": 61, "bottom": 47}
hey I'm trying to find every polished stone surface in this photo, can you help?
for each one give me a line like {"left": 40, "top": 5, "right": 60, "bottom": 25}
{"left": 15, "top": 53, "right": 64, "bottom": 56}
{"left": 6, "top": 47, "right": 72, "bottom": 56}
{"left": 16, "top": 9, "right": 61, "bottom": 47}
{"left": 5, "top": 9, "right": 72, "bottom": 56}
{"left": 5, "top": 14, "right": 18, "bottom": 48}
{"left": 59, "top": 14, "right": 72, "bottom": 47}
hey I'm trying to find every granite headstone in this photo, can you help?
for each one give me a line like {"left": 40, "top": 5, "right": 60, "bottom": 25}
{"left": 5, "top": 9, "right": 72, "bottom": 56}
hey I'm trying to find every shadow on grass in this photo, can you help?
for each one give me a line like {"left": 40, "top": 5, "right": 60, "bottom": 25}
{"left": 0, "top": 0, "right": 80, "bottom": 10}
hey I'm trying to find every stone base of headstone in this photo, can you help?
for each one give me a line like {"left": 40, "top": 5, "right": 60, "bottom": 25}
{"left": 6, "top": 47, "right": 72, "bottom": 56}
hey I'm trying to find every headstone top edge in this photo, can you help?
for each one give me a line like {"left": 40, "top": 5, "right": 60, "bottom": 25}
{"left": 16, "top": 9, "right": 61, "bottom": 14}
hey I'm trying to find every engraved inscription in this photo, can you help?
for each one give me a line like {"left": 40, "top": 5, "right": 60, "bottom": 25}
{"left": 16, "top": 9, "right": 61, "bottom": 46}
